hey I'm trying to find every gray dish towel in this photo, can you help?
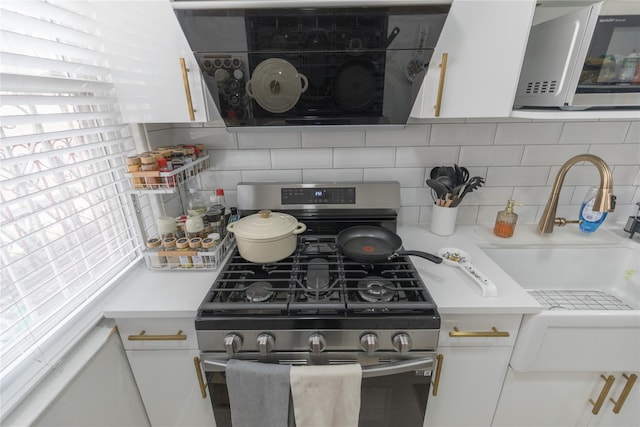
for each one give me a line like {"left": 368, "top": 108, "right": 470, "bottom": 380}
{"left": 225, "top": 359, "right": 292, "bottom": 427}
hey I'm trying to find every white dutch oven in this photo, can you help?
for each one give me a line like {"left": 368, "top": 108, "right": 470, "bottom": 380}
{"left": 226, "top": 210, "right": 307, "bottom": 263}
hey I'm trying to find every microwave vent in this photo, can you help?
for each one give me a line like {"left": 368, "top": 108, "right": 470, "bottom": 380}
{"left": 525, "top": 80, "right": 558, "bottom": 94}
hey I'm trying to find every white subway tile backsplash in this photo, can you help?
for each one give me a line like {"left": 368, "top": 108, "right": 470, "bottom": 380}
{"left": 173, "top": 127, "right": 237, "bottom": 149}
{"left": 430, "top": 123, "right": 496, "bottom": 146}
{"left": 334, "top": 148, "right": 395, "bottom": 168}
{"left": 546, "top": 165, "right": 600, "bottom": 186}
{"left": 162, "top": 118, "right": 639, "bottom": 227}
{"left": 613, "top": 165, "right": 640, "bottom": 185}
{"left": 365, "top": 125, "right": 430, "bottom": 146}
{"left": 211, "top": 149, "right": 270, "bottom": 170}
{"left": 271, "top": 148, "right": 333, "bottom": 169}
{"left": 400, "top": 187, "right": 431, "bottom": 206}
{"left": 395, "top": 146, "right": 459, "bottom": 167}
{"left": 486, "top": 166, "right": 550, "bottom": 186}
{"left": 513, "top": 186, "right": 573, "bottom": 205}
{"left": 459, "top": 146, "right": 524, "bottom": 166}
{"left": 560, "top": 121, "right": 630, "bottom": 144}
{"left": 199, "top": 170, "right": 243, "bottom": 189}
{"left": 521, "top": 144, "right": 590, "bottom": 165}
{"left": 363, "top": 168, "right": 426, "bottom": 187}
{"left": 238, "top": 131, "right": 300, "bottom": 149}
{"left": 495, "top": 122, "right": 562, "bottom": 145}
{"left": 589, "top": 143, "right": 640, "bottom": 165}
{"left": 303, "top": 130, "right": 365, "bottom": 147}
{"left": 624, "top": 121, "right": 639, "bottom": 143}
{"left": 398, "top": 207, "right": 420, "bottom": 224}
{"left": 241, "top": 169, "right": 302, "bottom": 182}
{"left": 303, "top": 169, "right": 363, "bottom": 182}
{"left": 459, "top": 186, "right": 514, "bottom": 206}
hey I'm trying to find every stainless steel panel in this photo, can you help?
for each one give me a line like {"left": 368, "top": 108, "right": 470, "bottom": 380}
{"left": 236, "top": 181, "right": 400, "bottom": 211}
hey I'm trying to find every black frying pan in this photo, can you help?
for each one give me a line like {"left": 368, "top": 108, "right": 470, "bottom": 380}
{"left": 336, "top": 226, "right": 442, "bottom": 264}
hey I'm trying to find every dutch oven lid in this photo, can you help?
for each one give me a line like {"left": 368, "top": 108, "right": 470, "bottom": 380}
{"left": 246, "top": 58, "right": 308, "bottom": 113}
{"left": 228, "top": 209, "right": 300, "bottom": 240}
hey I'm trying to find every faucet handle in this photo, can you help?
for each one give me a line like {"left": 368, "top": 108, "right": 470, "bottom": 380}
{"left": 554, "top": 218, "right": 582, "bottom": 227}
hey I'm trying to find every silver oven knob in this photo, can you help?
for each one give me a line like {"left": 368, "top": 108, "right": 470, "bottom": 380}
{"left": 308, "top": 333, "right": 327, "bottom": 354}
{"left": 224, "top": 333, "right": 243, "bottom": 356}
{"left": 257, "top": 333, "right": 275, "bottom": 355}
{"left": 360, "top": 333, "right": 379, "bottom": 355}
{"left": 392, "top": 333, "right": 412, "bottom": 353}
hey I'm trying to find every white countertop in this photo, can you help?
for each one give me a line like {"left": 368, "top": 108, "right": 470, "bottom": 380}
{"left": 396, "top": 224, "right": 541, "bottom": 315}
{"left": 104, "top": 223, "right": 632, "bottom": 319}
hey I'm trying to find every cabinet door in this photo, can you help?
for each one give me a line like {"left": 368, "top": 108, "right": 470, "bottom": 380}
{"left": 126, "top": 349, "right": 215, "bottom": 427}
{"left": 93, "top": 1, "right": 220, "bottom": 123}
{"left": 410, "top": 0, "right": 536, "bottom": 118}
{"left": 425, "top": 346, "right": 512, "bottom": 427}
{"left": 493, "top": 369, "right": 639, "bottom": 427}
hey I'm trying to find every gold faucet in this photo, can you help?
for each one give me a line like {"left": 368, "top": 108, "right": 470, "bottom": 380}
{"left": 538, "top": 154, "right": 616, "bottom": 234}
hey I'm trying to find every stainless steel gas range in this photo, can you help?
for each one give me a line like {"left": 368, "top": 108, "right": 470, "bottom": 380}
{"left": 196, "top": 182, "right": 440, "bottom": 427}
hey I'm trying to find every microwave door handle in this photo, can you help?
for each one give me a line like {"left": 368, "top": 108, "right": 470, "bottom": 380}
{"left": 203, "top": 357, "right": 434, "bottom": 378}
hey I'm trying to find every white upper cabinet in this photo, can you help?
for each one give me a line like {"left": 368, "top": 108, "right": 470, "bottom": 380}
{"left": 410, "top": 0, "right": 536, "bottom": 118}
{"left": 94, "top": 1, "right": 222, "bottom": 124}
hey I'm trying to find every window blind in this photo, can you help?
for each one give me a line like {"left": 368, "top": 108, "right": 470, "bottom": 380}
{"left": 0, "top": 0, "right": 141, "bottom": 415}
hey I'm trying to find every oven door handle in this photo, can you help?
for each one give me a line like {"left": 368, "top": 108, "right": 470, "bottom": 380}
{"left": 203, "top": 357, "right": 434, "bottom": 379}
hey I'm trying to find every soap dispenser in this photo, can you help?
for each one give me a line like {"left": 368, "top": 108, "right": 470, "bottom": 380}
{"left": 494, "top": 200, "right": 521, "bottom": 238}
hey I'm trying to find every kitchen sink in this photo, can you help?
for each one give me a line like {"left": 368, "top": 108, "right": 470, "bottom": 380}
{"left": 482, "top": 242, "right": 640, "bottom": 372}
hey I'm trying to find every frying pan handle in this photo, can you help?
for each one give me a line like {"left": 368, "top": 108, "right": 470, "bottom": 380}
{"left": 395, "top": 250, "right": 443, "bottom": 264}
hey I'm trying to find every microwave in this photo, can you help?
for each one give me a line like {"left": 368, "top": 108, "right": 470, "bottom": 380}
{"left": 514, "top": 1, "right": 640, "bottom": 110}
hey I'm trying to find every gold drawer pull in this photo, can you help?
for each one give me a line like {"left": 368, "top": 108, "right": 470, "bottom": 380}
{"left": 434, "top": 52, "right": 448, "bottom": 117}
{"left": 431, "top": 353, "right": 444, "bottom": 396}
{"left": 179, "top": 57, "right": 196, "bottom": 121}
{"left": 609, "top": 373, "right": 637, "bottom": 414}
{"left": 127, "top": 330, "right": 187, "bottom": 341}
{"left": 194, "top": 357, "right": 208, "bottom": 399}
{"left": 590, "top": 374, "right": 615, "bottom": 414}
{"left": 449, "top": 326, "right": 510, "bottom": 338}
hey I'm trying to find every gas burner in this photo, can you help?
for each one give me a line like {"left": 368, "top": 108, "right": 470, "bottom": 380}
{"left": 357, "top": 276, "right": 397, "bottom": 303}
{"left": 245, "top": 281, "right": 275, "bottom": 302}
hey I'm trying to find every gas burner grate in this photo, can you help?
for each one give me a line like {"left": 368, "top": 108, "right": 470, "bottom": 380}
{"left": 199, "top": 234, "right": 436, "bottom": 317}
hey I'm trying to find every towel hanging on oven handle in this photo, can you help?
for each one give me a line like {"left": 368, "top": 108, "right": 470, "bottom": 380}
{"left": 203, "top": 357, "right": 434, "bottom": 379}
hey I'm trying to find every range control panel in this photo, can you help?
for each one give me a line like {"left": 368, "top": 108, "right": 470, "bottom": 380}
{"left": 281, "top": 187, "right": 356, "bottom": 205}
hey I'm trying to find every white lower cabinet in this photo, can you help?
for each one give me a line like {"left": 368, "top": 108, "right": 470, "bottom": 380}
{"left": 424, "top": 314, "right": 522, "bottom": 427}
{"left": 116, "top": 319, "right": 215, "bottom": 427}
{"left": 493, "top": 369, "right": 640, "bottom": 427}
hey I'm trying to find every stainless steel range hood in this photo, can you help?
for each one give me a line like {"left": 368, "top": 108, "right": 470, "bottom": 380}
{"left": 172, "top": 1, "right": 449, "bottom": 129}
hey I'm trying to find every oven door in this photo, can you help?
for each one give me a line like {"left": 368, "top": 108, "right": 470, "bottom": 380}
{"left": 201, "top": 351, "right": 435, "bottom": 427}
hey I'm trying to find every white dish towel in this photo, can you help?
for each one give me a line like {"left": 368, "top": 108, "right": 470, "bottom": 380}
{"left": 290, "top": 363, "right": 362, "bottom": 427}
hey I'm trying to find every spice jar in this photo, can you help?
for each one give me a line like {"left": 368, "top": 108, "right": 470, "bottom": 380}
{"left": 162, "top": 237, "right": 180, "bottom": 269}
{"left": 201, "top": 237, "right": 216, "bottom": 267}
{"left": 157, "top": 216, "right": 178, "bottom": 240}
{"left": 140, "top": 154, "right": 160, "bottom": 189}
{"left": 127, "top": 156, "right": 145, "bottom": 189}
{"left": 185, "top": 215, "right": 205, "bottom": 239}
{"left": 189, "top": 237, "right": 204, "bottom": 268}
{"left": 176, "top": 237, "right": 192, "bottom": 268}
{"left": 146, "top": 237, "right": 166, "bottom": 269}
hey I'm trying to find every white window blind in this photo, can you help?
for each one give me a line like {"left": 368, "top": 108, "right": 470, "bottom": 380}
{"left": 0, "top": 0, "right": 141, "bottom": 414}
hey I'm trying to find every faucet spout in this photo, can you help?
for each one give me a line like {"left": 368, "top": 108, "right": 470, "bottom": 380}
{"left": 538, "top": 154, "right": 615, "bottom": 234}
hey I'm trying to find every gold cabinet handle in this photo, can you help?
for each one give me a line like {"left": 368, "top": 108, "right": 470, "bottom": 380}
{"left": 449, "top": 326, "right": 510, "bottom": 338}
{"left": 179, "top": 57, "right": 196, "bottom": 121}
{"left": 609, "top": 373, "right": 637, "bottom": 414}
{"left": 193, "top": 357, "right": 208, "bottom": 399}
{"left": 127, "top": 330, "right": 187, "bottom": 341}
{"left": 434, "top": 52, "right": 448, "bottom": 117}
{"left": 589, "top": 374, "right": 616, "bottom": 415}
{"left": 431, "top": 353, "right": 444, "bottom": 396}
